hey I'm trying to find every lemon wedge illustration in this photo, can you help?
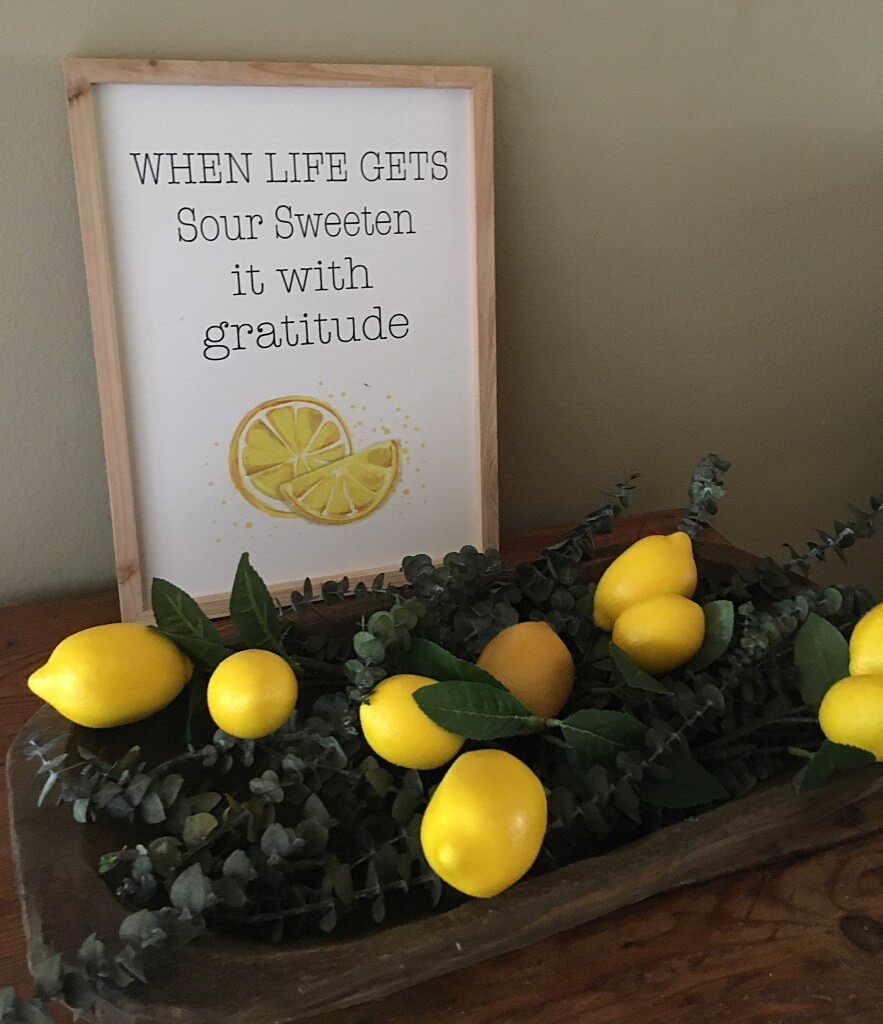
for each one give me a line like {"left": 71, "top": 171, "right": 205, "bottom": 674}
{"left": 280, "top": 440, "right": 400, "bottom": 524}
{"left": 229, "top": 396, "right": 352, "bottom": 518}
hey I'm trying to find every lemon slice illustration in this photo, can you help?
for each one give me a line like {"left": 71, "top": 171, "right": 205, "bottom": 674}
{"left": 280, "top": 440, "right": 400, "bottom": 524}
{"left": 229, "top": 396, "right": 352, "bottom": 518}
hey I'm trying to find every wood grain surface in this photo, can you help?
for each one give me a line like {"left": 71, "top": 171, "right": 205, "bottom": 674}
{"left": 2, "top": 511, "right": 881, "bottom": 1023}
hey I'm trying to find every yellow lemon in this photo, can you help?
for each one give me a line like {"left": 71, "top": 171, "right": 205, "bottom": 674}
{"left": 229, "top": 395, "right": 352, "bottom": 518}
{"left": 28, "top": 623, "right": 192, "bottom": 729}
{"left": 359, "top": 674, "right": 464, "bottom": 769}
{"left": 476, "top": 621, "right": 574, "bottom": 718}
{"left": 849, "top": 603, "right": 883, "bottom": 677}
{"left": 207, "top": 650, "right": 298, "bottom": 739}
{"left": 594, "top": 532, "right": 698, "bottom": 631}
{"left": 819, "top": 675, "right": 883, "bottom": 760}
{"left": 612, "top": 594, "right": 705, "bottom": 674}
{"left": 421, "top": 749, "right": 547, "bottom": 898}
{"left": 281, "top": 439, "right": 400, "bottom": 524}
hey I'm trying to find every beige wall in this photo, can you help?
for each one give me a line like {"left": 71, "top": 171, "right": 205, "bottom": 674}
{"left": 1, "top": 0, "right": 881, "bottom": 605}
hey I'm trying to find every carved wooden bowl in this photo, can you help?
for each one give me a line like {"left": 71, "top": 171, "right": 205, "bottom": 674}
{"left": 7, "top": 541, "right": 883, "bottom": 1024}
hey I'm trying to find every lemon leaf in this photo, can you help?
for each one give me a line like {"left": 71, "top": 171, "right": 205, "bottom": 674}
{"left": 609, "top": 644, "right": 672, "bottom": 693}
{"left": 794, "top": 613, "right": 850, "bottom": 708}
{"left": 557, "top": 710, "right": 646, "bottom": 768}
{"left": 230, "top": 553, "right": 287, "bottom": 658}
{"left": 413, "top": 680, "right": 534, "bottom": 739}
{"left": 640, "top": 747, "right": 728, "bottom": 808}
{"left": 793, "top": 740, "right": 875, "bottom": 793}
{"left": 151, "top": 578, "right": 230, "bottom": 669}
{"left": 684, "top": 600, "right": 734, "bottom": 671}
{"left": 406, "top": 638, "right": 506, "bottom": 690}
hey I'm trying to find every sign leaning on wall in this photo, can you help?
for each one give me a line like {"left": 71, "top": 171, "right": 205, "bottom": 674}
{"left": 65, "top": 59, "right": 497, "bottom": 621}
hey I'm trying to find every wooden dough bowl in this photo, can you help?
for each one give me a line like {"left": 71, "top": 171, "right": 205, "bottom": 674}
{"left": 7, "top": 540, "right": 883, "bottom": 1024}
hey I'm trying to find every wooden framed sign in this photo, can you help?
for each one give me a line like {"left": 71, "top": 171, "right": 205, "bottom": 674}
{"left": 64, "top": 59, "right": 497, "bottom": 621}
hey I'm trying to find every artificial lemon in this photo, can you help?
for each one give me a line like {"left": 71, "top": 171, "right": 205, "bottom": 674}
{"left": 359, "top": 674, "right": 464, "bottom": 769}
{"left": 476, "top": 621, "right": 574, "bottom": 718}
{"left": 612, "top": 594, "right": 705, "bottom": 674}
{"left": 28, "top": 623, "right": 192, "bottom": 729}
{"left": 849, "top": 603, "right": 883, "bottom": 677}
{"left": 207, "top": 650, "right": 298, "bottom": 739}
{"left": 818, "top": 675, "right": 883, "bottom": 760}
{"left": 280, "top": 439, "right": 400, "bottom": 524}
{"left": 421, "top": 749, "right": 547, "bottom": 898}
{"left": 594, "top": 532, "right": 698, "bottom": 631}
{"left": 229, "top": 395, "right": 352, "bottom": 518}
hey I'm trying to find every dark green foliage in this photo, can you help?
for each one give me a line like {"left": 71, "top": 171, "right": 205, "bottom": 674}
{"left": 151, "top": 579, "right": 231, "bottom": 669}
{"left": 793, "top": 613, "right": 850, "bottom": 708}
{"left": 783, "top": 495, "right": 883, "bottom": 575}
{"left": 13, "top": 456, "right": 883, "bottom": 1023}
{"left": 793, "top": 741, "right": 876, "bottom": 792}
{"left": 679, "top": 454, "right": 731, "bottom": 540}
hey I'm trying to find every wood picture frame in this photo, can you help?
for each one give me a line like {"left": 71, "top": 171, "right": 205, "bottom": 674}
{"left": 64, "top": 59, "right": 497, "bottom": 621}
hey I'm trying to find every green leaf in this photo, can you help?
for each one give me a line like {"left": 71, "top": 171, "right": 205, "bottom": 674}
{"left": 558, "top": 709, "right": 646, "bottom": 767}
{"left": 640, "top": 747, "right": 728, "bottom": 808}
{"left": 98, "top": 852, "right": 120, "bottom": 875}
{"left": 794, "top": 613, "right": 850, "bottom": 708}
{"left": 609, "top": 644, "right": 672, "bottom": 693}
{"left": 230, "top": 553, "right": 287, "bottom": 656}
{"left": 151, "top": 578, "right": 230, "bottom": 669}
{"left": 684, "top": 600, "right": 735, "bottom": 671}
{"left": 169, "top": 863, "right": 213, "bottom": 916}
{"left": 793, "top": 740, "right": 875, "bottom": 793}
{"left": 182, "top": 812, "right": 218, "bottom": 846}
{"left": 413, "top": 680, "right": 535, "bottom": 739}
{"left": 406, "top": 638, "right": 505, "bottom": 689}
{"left": 353, "top": 631, "right": 387, "bottom": 664}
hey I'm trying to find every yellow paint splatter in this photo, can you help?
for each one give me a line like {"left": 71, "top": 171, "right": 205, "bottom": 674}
{"left": 382, "top": 427, "right": 391, "bottom": 435}
{"left": 245, "top": 522, "right": 253, "bottom": 529}
{"left": 350, "top": 404, "right": 357, "bottom": 410}
{"left": 395, "top": 407, "right": 401, "bottom": 412}
{"left": 216, "top": 538, "right": 222, "bottom": 544}
{"left": 415, "top": 467, "right": 421, "bottom": 473}
{"left": 340, "top": 391, "right": 347, "bottom": 397}
{"left": 386, "top": 394, "right": 392, "bottom": 400}
{"left": 421, "top": 483, "right": 427, "bottom": 489}
{"left": 403, "top": 488, "right": 411, "bottom": 496}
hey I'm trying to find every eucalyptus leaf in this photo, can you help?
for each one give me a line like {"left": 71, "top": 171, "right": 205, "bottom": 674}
{"left": 640, "top": 747, "right": 728, "bottom": 808}
{"left": 168, "top": 864, "right": 213, "bottom": 916}
{"left": 684, "top": 600, "right": 735, "bottom": 671}
{"left": 229, "top": 553, "right": 287, "bottom": 656}
{"left": 406, "top": 638, "right": 505, "bottom": 689}
{"left": 609, "top": 644, "right": 672, "bottom": 693}
{"left": 557, "top": 709, "right": 646, "bottom": 768}
{"left": 151, "top": 578, "right": 230, "bottom": 669}
{"left": 182, "top": 812, "right": 218, "bottom": 847}
{"left": 793, "top": 740, "right": 875, "bottom": 793}
{"left": 794, "top": 613, "right": 850, "bottom": 708}
{"left": 413, "top": 680, "right": 535, "bottom": 739}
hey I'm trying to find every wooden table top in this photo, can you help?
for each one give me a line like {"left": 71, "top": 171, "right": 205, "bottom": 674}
{"left": 2, "top": 511, "right": 881, "bottom": 1023}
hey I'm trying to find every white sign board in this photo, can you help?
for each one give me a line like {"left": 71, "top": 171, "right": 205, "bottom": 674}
{"left": 65, "top": 60, "right": 497, "bottom": 620}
